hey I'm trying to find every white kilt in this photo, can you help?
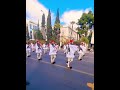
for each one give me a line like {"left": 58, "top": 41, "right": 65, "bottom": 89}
{"left": 66, "top": 52, "right": 75, "bottom": 58}
{"left": 36, "top": 49, "right": 42, "bottom": 54}
{"left": 26, "top": 48, "right": 31, "bottom": 52}
{"left": 49, "top": 50, "right": 57, "bottom": 55}
{"left": 43, "top": 47, "right": 48, "bottom": 50}
{"left": 78, "top": 50, "right": 84, "bottom": 54}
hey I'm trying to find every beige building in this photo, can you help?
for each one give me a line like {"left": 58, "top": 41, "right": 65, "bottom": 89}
{"left": 60, "top": 26, "right": 79, "bottom": 46}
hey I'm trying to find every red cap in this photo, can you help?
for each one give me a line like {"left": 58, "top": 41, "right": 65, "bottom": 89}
{"left": 51, "top": 40, "right": 54, "bottom": 43}
{"left": 70, "top": 40, "right": 73, "bottom": 43}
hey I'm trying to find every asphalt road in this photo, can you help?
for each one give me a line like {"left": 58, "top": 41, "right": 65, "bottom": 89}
{"left": 26, "top": 49, "right": 94, "bottom": 90}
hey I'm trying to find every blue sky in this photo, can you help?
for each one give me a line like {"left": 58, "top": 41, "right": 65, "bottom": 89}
{"left": 39, "top": 0, "right": 94, "bottom": 16}
{"left": 26, "top": 0, "right": 94, "bottom": 26}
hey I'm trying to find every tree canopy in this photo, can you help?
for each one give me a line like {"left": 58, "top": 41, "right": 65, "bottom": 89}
{"left": 78, "top": 11, "right": 94, "bottom": 29}
{"left": 36, "top": 30, "right": 43, "bottom": 40}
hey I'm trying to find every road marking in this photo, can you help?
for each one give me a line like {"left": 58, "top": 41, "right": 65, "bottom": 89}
{"left": 29, "top": 57, "right": 94, "bottom": 77}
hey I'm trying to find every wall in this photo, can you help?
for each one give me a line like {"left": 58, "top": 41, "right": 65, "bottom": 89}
{"left": 60, "top": 27, "right": 79, "bottom": 46}
{"left": 27, "top": 21, "right": 38, "bottom": 40}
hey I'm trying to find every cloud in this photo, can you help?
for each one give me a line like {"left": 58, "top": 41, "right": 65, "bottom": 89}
{"left": 26, "top": 0, "right": 55, "bottom": 26}
{"left": 60, "top": 8, "right": 92, "bottom": 29}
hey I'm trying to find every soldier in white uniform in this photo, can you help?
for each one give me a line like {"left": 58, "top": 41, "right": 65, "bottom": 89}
{"left": 65, "top": 43, "right": 69, "bottom": 55}
{"left": 49, "top": 41, "right": 57, "bottom": 64}
{"left": 66, "top": 41, "right": 78, "bottom": 69}
{"left": 26, "top": 42, "right": 31, "bottom": 57}
{"left": 36, "top": 42, "right": 42, "bottom": 60}
{"left": 42, "top": 43, "right": 47, "bottom": 54}
{"left": 31, "top": 42, "right": 35, "bottom": 52}
{"left": 55, "top": 43, "right": 59, "bottom": 52}
{"left": 82, "top": 43, "right": 87, "bottom": 56}
{"left": 77, "top": 43, "right": 84, "bottom": 61}
{"left": 80, "top": 43, "right": 85, "bottom": 56}
{"left": 63, "top": 44, "right": 67, "bottom": 54}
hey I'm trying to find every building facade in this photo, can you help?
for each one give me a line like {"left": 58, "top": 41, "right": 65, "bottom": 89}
{"left": 26, "top": 20, "right": 39, "bottom": 40}
{"left": 60, "top": 26, "right": 79, "bottom": 46}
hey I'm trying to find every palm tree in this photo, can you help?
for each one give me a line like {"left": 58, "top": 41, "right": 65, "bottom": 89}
{"left": 70, "top": 21, "right": 75, "bottom": 30}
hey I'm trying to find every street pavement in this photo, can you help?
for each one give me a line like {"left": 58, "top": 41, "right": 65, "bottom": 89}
{"left": 26, "top": 49, "right": 94, "bottom": 90}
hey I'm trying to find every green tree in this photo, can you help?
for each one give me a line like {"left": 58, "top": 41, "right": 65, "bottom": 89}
{"left": 47, "top": 9, "right": 52, "bottom": 41}
{"left": 41, "top": 13, "right": 45, "bottom": 27}
{"left": 50, "top": 35, "right": 56, "bottom": 41}
{"left": 53, "top": 23, "right": 62, "bottom": 45}
{"left": 53, "top": 8, "right": 61, "bottom": 44}
{"left": 54, "top": 8, "right": 60, "bottom": 31}
{"left": 77, "top": 11, "right": 94, "bottom": 38}
{"left": 88, "top": 31, "right": 92, "bottom": 42}
{"left": 80, "top": 37, "right": 89, "bottom": 44}
{"left": 77, "top": 27, "right": 86, "bottom": 37}
{"left": 78, "top": 11, "right": 94, "bottom": 29}
{"left": 36, "top": 30, "right": 43, "bottom": 40}
{"left": 54, "top": 23, "right": 61, "bottom": 34}
{"left": 54, "top": 8, "right": 60, "bottom": 25}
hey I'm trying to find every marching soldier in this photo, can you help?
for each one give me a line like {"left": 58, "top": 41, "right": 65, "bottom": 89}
{"left": 26, "top": 42, "right": 31, "bottom": 57}
{"left": 63, "top": 44, "right": 67, "bottom": 54}
{"left": 42, "top": 43, "right": 47, "bottom": 54}
{"left": 78, "top": 43, "right": 84, "bottom": 61}
{"left": 49, "top": 41, "right": 57, "bottom": 64}
{"left": 31, "top": 42, "right": 35, "bottom": 52}
{"left": 55, "top": 43, "right": 59, "bottom": 52}
{"left": 80, "top": 43, "right": 85, "bottom": 56}
{"left": 36, "top": 41, "right": 42, "bottom": 60}
{"left": 66, "top": 40, "right": 78, "bottom": 69}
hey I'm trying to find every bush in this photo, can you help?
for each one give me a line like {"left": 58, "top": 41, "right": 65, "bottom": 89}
{"left": 37, "top": 39, "right": 46, "bottom": 44}
{"left": 31, "top": 40, "right": 36, "bottom": 44}
{"left": 73, "top": 40, "right": 81, "bottom": 45}
{"left": 80, "top": 37, "right": 89, "bottom": 44}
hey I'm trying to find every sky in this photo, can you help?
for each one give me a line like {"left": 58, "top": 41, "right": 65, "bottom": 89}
{"left": 26, "top": 0, "right": 94, "bottom": 28}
